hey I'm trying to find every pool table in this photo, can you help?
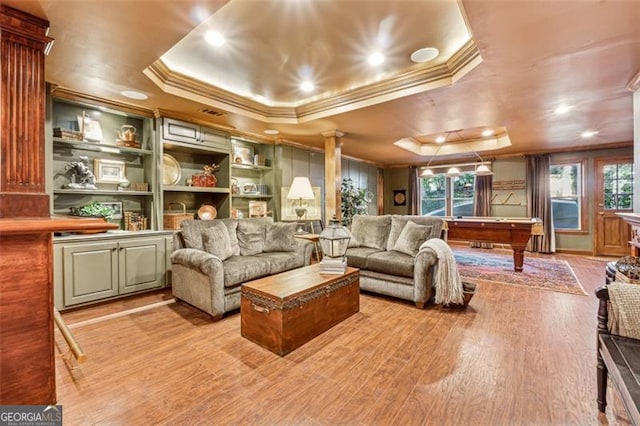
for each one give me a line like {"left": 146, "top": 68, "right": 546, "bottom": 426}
{"left": 443, "top": 216, "right": 544, "bottom": 272}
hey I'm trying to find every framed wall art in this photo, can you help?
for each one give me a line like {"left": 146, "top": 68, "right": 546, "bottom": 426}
{"left": 94, "top": 159, "right": 126, "bottom": 183}
{"left": 393, "top": 189, "right": 407, "bottom": 206}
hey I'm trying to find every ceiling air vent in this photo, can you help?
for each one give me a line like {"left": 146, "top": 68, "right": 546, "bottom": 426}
{"left": 199, "top": 108, "right": 226, "bottom": 117}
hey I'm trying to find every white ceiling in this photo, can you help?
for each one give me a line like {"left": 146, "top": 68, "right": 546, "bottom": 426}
{"left": 5, "top": 0, "right": 640, "bottom": 166}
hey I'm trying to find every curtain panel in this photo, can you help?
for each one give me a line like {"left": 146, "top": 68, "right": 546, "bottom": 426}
{"left": 407, "top": 166, "right": 420, "bottom": 215}
{"left": 526, "top": 155, "right": 555, "bottom": 253}
{"left": 471, "top": 174, "right": 493, "bottom": 248}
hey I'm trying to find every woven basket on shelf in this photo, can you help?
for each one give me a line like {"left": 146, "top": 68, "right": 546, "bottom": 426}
{"left": 163, "top": 202, "right": 192, "bottom": 230}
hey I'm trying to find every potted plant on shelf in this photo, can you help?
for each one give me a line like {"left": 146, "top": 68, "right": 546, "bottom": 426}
{"left": 69, "top": 201, "right": 114, "bottom": 220}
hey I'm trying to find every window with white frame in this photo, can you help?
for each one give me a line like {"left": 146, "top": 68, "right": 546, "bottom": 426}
{"left": 421, "top": 172, "right": 475, "bottom": 216}
{"left": 549, "top": 163, "right": 582, "bottom": 230}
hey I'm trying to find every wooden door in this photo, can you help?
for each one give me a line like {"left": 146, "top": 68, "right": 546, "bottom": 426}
{"left": 595, "top": 157, "right": 633, "bottom": 256}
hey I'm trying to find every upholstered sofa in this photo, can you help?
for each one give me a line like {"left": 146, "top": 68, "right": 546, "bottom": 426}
{"left": 345, "top": 214, "right": 446, "bottom": 308}
{"left": 171, "top": 217, "right": 313, "bottom": 320}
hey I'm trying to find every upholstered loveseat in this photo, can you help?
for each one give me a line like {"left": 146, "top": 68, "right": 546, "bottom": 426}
{"left": 171, "top": 218, "right": 313, "bottom": 320}
{"left": 345, "top": 214, "right": 446, "bottom": 308}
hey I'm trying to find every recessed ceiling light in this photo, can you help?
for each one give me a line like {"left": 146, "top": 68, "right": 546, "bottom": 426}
{"left": 205, "top": 30, "right": 225, "bottom": 46}
{"left": 481, "top": 129, "right": 494, "bottom": 137}
{"left": 410, "top": 47, "right": 439, "bottom": 63}
{"left": 367, "top": 52, "right": 385, "bottom": 66}
{"left": 435, "top": 136, "right": 446, "bottom": 144}
{"left": 120, "top": 90, "right": 148, "bottom": 100}
{"left": 263, "top": 129, "right": 279, "bottom": 135}
{"left": 300, "top": 81, "right": 315, "bottom": 92}
{"left": 554, "top": 104, "right": 572, "bottom": 114}
{"left": 581, "top": 130, "right": 599, "bottom": 138}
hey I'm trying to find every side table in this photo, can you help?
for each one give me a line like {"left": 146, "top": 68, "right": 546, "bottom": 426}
{"left": 294, "top": 233, "right": 322, "bottom": 262}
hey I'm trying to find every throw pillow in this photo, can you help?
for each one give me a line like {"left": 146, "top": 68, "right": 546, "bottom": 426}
{"left": 219, "top": 218, "right": 240, "bottom": 256}
{"left": 237, "top": 217, "right": 272, "bottom": 256}
{"left": 345, "top": 227, "right": 360, "bottom": 248}
{"left": 392, "top": 221, "right": 433, "bottom": 256}
{"left": 201, "top": 222, "right": 234, "bottom": 261}
{"left": 350, "top": 215, "right": 391, "bottom": 250}
{"left": 263, "top": 222, "right": 297, "bottom": 252}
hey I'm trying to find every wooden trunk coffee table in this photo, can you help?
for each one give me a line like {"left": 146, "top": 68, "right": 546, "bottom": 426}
{"left": 241, "top": 264, "right": 359, "bottom": 356}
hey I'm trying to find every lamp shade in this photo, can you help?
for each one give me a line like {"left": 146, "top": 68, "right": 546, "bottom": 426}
{"left": 287, "top": 177, "right": 315, "bottom": 200}
{"left": 445, "top": 166, "right": 461, "bottom": 176}
{"left": 420, "top": 168, "right": 434, "bottom": 177}
{"left": 475, "top": 163, "right": 493, "bottom": 175}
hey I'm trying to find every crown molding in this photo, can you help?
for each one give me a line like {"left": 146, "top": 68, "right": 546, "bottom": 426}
{"left": 627, "top": 69, "right": 640, "bottom": 91}
{"left": 321, "top": 130, "right": 344, "bottom": 138}
{"left": 143, "top": 40, "right": 482, "bottom": 124}
{"left": 394, "top": 132, "right": 512, "bottom": 157}
{"left": 51, "top": 86, "right": 155, "bottom": 118}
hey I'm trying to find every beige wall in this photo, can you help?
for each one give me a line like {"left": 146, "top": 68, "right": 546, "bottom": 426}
{"left": 275, "top": 144, "right": 380, "bottom": 223}
{"left": 383, "top": 167, "right": 410, "bottom": 215}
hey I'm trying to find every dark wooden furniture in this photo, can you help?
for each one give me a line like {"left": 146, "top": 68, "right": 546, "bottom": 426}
{"left": 595, "top": 286, "right": 640, "bottom": 425}
{"left": 241, "top": 265, "right": 359, "bottom": 356}
{"left": 444, "top": 216, "right": 543, "bottom": 271}
{"left": 0, "top": 6, "right": 116, "bottom": 405}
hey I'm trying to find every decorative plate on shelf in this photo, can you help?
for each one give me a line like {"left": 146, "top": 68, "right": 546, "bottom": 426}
{"left": 197, "top": 204, "right": 217, "bottom": 220}
{"left": 162, "top": 154, "right": 181, "bottom": 185}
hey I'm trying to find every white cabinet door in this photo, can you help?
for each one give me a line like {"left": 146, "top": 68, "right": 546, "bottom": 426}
{"left": 63, "top": 241, "right": 118, "bottom": 306}
{"left": 118, "top": 236, "right": 165, "bottom": 294}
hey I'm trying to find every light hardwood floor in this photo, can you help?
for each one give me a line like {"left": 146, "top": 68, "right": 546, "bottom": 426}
{"left": 56, "top": 252, "right": 631, "bottom": 425}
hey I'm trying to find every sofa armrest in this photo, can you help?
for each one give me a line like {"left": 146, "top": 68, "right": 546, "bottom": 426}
{"left": 416, "top": 242, "right": 438, "bottom": 265}
{"left": 412, "top": 243, "right": 440, "bottom": 306}
{"left": 293, "top": 239, "right": 314, "bottom": 265}
{"left": 170, "top": 248, "right": 223, "bottom": 275}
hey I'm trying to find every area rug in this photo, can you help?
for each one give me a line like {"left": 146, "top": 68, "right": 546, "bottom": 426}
{"left": 453, "top": 247, "right": 587, "bottom": 295}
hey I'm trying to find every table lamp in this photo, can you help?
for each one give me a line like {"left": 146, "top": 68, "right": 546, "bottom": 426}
{"left": 287, "top": 177, "right": 315, "bottom": 233}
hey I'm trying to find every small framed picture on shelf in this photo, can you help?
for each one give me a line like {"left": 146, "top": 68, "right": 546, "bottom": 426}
{"left": 232, "top": 143, "right": 254, "bottom": 165}
{"left": 249, "top": 201, "right": 268, "bottom": 217}
{"left": 98, "top": 201, "right": 123, "bottom": 220}
{"left": 94, "top": 159, "right": 126, "bottom": 183}
{"left": 77, "top": 113, "right": 103, "bottom": 142}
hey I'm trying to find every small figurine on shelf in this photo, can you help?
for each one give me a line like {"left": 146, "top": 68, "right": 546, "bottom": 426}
{"left": 192, "top": 163, "right": 221, "bottom": 187}
{"left": 65, "top": 156, "right": 97, "bottom": 189}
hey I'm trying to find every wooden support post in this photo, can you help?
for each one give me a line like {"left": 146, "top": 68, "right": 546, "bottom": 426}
{"left": 322, "top": 130, "right": 344, "bottom": 221}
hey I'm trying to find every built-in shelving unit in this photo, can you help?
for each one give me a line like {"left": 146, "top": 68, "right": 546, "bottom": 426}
{"left": 230, "top": 137, "right": 275, "bottom": 219}
{"left": 160, "top": 117, "right": 232, "bottom": 224}
{"left": 50, "top": 97, "right": 159, "bottom": 231}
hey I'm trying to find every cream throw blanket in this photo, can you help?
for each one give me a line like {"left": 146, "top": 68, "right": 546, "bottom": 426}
{"left": 608, "top": 283, "right": 640, "bottom": 339}
{"left": 422, "top": 238, "right": 464, "bottom": 305}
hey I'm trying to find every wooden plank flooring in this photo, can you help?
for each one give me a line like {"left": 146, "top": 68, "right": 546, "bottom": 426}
{"left": 55, "top": 252, "right": 632, "bottom": 425}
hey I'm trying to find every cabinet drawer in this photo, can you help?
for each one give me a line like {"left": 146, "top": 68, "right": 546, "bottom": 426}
{"left": 163, "top": 118, "right": 200, "bottom": 144}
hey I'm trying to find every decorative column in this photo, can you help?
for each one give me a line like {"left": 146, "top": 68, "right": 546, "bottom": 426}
{"left": 618, "top": 70, "right": 640, "bottom": 254}
{"left": 0, "top": 6, "right": 52, "bottom": 218}
{"left": 0, "top": 6, "right": 115, "bottom": 405}
{"left": 322, "top": 130, "right": 344, "bottom": 221}
{"left": 629, "top": 71, "right": 640, "bottom": 213}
